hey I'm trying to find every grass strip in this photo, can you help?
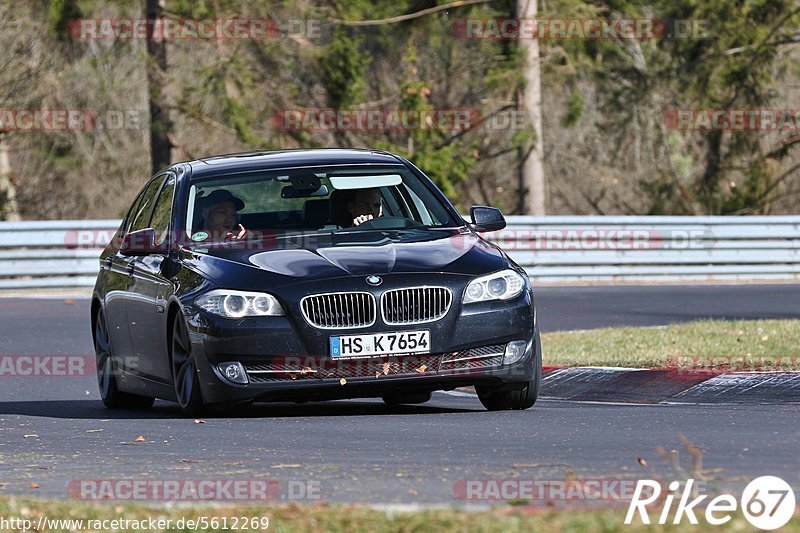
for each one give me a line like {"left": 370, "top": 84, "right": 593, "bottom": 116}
{"left": 541, "top": 319, "right": 800, "bottom": 369}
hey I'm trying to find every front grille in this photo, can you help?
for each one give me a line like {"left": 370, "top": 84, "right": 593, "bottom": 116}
{"left": 243, "top": 344, "right": 504, "bottom": 383}
{"left": 381, "top": 287, "right": 452, "bottom": 325}
{"left": 300, "top": 292, "right": 376, "bottom": 329}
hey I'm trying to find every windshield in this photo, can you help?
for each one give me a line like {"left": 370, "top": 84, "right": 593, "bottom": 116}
{"left": 186, "top": 164, "right": 460, "bottom": 243}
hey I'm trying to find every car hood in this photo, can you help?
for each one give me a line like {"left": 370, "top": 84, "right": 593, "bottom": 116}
{"left": 182, "top": 229, "right": 509, "bottom": 285}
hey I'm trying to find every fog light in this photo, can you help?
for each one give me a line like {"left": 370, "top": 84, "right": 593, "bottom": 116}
{"left": 503, "top": 340, "right": 528, "bottom": 365}
{"left": 218, "top": 362, "right": 248, "bottom": 384}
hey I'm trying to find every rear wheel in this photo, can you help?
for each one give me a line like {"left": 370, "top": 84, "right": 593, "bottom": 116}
{"left": 171, "top": 314, "right": 206, "bottom": 417}
{"left": 94, "top": 308, "right": 154, "bottom": 409}
{"left": 381, "top": 391, "right": 432, "bottom": 405}
{"left": 476, "top": 333, "right": 541, "bottom": 411}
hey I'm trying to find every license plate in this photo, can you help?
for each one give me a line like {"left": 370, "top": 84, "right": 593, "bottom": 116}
{"left": 330, "top": 330, "right": 430, "bottom": 357}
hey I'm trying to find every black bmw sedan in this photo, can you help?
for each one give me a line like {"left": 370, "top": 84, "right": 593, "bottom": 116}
{"left": 91, "top": 149, "right": 541, "bottom": 416}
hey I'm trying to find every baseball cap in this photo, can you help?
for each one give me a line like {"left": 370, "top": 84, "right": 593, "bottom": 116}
{"left": 200, "top": 189, "right": 245, "bottom": 211}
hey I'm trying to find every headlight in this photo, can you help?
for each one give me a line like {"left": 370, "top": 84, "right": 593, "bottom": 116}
{"left": 196, "top": 290, "right": 285, "bottom": 317}
{"left": 463, "top": 269, "right": 525, "bottom": 303}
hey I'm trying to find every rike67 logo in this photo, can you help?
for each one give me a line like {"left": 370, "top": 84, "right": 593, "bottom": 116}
{"left": 626, "top": 476, "right": 795, "bottom": 530}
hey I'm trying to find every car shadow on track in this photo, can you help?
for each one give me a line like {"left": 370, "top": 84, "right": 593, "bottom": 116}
{"left": 0, "top": 397, "right": 482, "bottom": 419}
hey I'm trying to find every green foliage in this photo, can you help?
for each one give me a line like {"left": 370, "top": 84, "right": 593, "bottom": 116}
{"left": 319, "top": 30, "right": 370, "bottom": 109}
{"left": 561, "top": 88, "right": 585, "bottom": 127}
{"left": 373, "top": 77, "right": 476, "bottom": 200}
{"left": 555, "top": 0, "right": 800, "bottom": 214}
{"left": 10, "top": 0, "right": 800, "bottom": 218}
{"left": 46, "top": 0, "right": 82, "bottom": 40}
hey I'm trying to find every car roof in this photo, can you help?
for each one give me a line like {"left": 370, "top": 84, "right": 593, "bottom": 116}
{"left": 183, "top": 149, "right": 405, "bottom": 180}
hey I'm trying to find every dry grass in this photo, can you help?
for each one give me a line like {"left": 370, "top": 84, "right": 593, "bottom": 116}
{"left": 2, "top": 497, "right": 798, "bottom": 532}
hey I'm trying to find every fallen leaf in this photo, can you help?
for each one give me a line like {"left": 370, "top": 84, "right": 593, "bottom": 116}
{"left": 382, "top": 362, "right": 390, "bottom": 375}
{"left": 637, "top": 458, "right": 647, "bottom": 467}
{"left": 409, "top": 488, "right": 419, "bottom": 496}
{"left": 194, "top": 419, "right": 205, "bottom": 424}
{"left": 64, "top": 299, "right": 75, "bottom": 305}
{"left": 416, "top": 365, "right": 427, "bottom": 373}
{"left": 29, "top": 483, "right": 39, "bottom": 489}
{"left": 134, "top": 436, "right": 146, "bottom": 442}
{"left": 340, "top": 378, "right": 347, "bottom": 385}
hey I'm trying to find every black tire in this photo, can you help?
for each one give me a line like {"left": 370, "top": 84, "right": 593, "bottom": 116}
{"left": 171, "top": 314, "right": 206, "bottom": 417}
{"left": 381, "top": 391, "right": 432, "bottom": 405}
{"left": 94, "top": 308, "right": 154, "bottom": 410}
{"left": 476, "top": 332, "right": 542, "bottom": 411}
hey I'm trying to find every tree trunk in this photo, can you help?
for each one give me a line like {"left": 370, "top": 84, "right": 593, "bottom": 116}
{"left": 517, "top": 0, "right": 546, "bottom": 215}
{"left": 146, "top": 0, "right": 172, "bottom": 175}
{"left": 0, "top": 133, "right": 20, "bottom": 221}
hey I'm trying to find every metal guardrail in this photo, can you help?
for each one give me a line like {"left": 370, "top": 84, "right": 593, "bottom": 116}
{"left": 494, "top": 216, "right": 800, "bottom": 282}
{"left": 0, "top": 216, "right": 798, "bottom": 289}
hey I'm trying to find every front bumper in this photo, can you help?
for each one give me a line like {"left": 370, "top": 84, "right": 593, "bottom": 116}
{"left": 186, "top": 286, "right": 537, "bottom": 404}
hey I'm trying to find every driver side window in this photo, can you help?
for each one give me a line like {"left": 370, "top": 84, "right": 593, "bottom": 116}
{"left": 129, "top": 177, "right": 165, "bottom": 233}
{"left": 149, "top": 174, "right": 176, "bottom": 245}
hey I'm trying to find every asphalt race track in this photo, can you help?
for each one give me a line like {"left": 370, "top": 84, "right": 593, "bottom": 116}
{"left": 0, "top": 284, "right": 799, "bottom": 504}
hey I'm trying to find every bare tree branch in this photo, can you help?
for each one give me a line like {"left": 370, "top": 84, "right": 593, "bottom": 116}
{"left": 331, "top": 0, "right": 490, "bottom": 26}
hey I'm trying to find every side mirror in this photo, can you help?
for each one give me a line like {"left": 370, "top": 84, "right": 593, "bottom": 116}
{"left": 469, "top": 206, "right": 506, "bottom": 232}
{"left": 120, "top": 228, "right": 161, "bottom": 256}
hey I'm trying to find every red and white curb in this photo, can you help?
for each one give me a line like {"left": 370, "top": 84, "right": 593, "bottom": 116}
{"left": 448, "top": 366, "right": 800, "bottom": 404}
{"left": 540, "top": 366, "right": 800, "bottom": 404}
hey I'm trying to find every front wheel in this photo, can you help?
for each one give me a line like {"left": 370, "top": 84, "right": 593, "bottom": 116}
{"left": 94, "top": 308, "right": 154, "bottom": 410}
{"left": 476, "top": 333, "right": 541, "bottom": 411}
{"left": 171, "top": 314, "right": 206, "bottom": 417}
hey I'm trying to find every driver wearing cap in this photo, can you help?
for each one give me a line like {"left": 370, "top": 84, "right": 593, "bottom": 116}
{"left": 200, "top": 189, "right": 248, "bottom": 240}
